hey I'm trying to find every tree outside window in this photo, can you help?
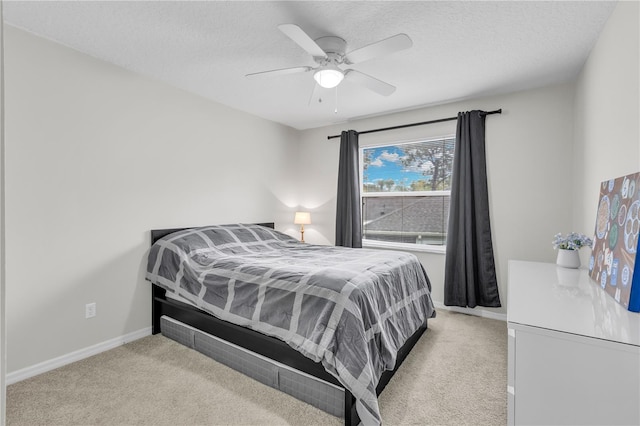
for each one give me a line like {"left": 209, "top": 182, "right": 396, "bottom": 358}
{"left": 361, "top": 137, "right": 454, "bottom": 247}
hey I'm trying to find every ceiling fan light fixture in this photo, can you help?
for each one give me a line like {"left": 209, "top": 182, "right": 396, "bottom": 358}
{"left": 314, "top": 65, "right": 344, "bottom": 89}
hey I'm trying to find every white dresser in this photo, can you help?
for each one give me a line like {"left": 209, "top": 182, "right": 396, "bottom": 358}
{"left": 507, "top": 260, "right": 640, "bottom": 426}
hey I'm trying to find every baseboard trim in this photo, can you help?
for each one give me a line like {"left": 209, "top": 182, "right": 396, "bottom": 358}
{"left": 6, "top": 327, "right": 152, "bottom": 385}
{"left": 434, "top": 302, "right": 507, "bottom": 322}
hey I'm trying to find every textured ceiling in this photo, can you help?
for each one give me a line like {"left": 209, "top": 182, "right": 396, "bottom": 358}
{"left": 4, "top": 1, "right": 616, "bottom": 130}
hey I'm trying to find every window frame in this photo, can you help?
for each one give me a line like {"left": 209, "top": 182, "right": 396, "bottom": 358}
{"left": 359, "top": 135, "right": 455, "bottom": 253}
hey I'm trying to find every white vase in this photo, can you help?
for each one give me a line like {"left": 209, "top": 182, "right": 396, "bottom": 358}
{"left": 556, "top": 249, "right": 580, "bottom": 269}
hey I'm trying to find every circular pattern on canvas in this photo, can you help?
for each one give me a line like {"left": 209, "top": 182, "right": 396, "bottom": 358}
{"left": 609, "top": 224, "right": 619, "bottom": 249}
{"left": 618, "top": 204, "right": 628, "bottom": 226}
{"left": 596, "top": 195, "right": 610, "bottom": 239}
{"left": 630, "top": 180, "right": 637, "bottom": 199}
{"left": 600, "top": 271, "right": 607, "bottom": 288}
{"left": 622, "top": 178, "right": 630, "bottom": 198}
{"left": 624, "top": 200, "right": 640, "bottom": 254}
{"left": 621, "top": 265, "right": 630, "bottom": 286}
{"left": 611, "top": 194, "right": 620, "bottom": 220}
{"left": 608, "top": 179, "right": 615, "bottom": 192}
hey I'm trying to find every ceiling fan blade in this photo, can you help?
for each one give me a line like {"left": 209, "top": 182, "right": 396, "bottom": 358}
{"left": 344, "top": 33, "right": 412, "bottom": 64}
{"left": 246, "top": 66, "right": 312, "bottom": 78}
{"left": 278, "top": 24, "right": 327, "bottom": 58}
{"left": 344, "top": 70, "right": 396, "bottom": 96}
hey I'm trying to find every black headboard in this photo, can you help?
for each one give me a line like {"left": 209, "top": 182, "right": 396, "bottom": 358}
{"left": 150, "top": 222, "right": 275, "bottom": 245}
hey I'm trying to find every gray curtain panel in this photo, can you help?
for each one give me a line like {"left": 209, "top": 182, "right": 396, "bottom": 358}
{"left": 444, "top": 111, "right": 501, "bottom": 308}
{"left": 335, "top": 130, "right": 362, "bottom": 248}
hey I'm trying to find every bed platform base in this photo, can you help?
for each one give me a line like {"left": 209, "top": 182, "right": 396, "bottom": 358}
{"left": 150, "top": 225, "right": 427, "bottom": 425}
{"left": 161, "top": 315, "right": 345, "bottom": 417}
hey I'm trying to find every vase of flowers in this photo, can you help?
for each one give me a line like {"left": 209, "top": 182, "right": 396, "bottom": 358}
{"left": 552, "top": 232, "right": 593, "bottom": 269}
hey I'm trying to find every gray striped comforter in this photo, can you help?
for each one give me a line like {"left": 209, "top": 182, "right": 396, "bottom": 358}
{"left": 146, "top": 224, "right": 435, "bottom": 425}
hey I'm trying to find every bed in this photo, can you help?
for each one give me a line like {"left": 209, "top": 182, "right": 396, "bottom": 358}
{"left": 146, "top": 223, "right": 435, "bottom": 425}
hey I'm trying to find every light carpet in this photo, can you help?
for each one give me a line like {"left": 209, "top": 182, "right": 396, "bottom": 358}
{"left": 7, "top": 310, "right": 507, "bottom": 425}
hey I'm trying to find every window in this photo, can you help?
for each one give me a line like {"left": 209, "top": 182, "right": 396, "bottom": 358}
{"left": 361, "top": 137, "right": 455, "bottom": 249}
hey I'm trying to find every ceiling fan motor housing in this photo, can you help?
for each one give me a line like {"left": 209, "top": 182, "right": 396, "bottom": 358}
{"left": 313, "top": 36, "right": 347, "bottom": 64}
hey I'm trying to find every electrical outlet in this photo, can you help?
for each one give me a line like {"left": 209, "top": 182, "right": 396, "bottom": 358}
{"left": 85, "top": 302, "right": 96, "bottom": 319}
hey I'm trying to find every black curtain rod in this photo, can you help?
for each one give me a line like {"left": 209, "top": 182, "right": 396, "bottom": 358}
{"left": 327, "top": 109, "right": 502, "bottom": 140}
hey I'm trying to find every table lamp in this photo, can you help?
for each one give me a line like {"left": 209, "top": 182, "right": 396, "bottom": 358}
{"left": 294, "top": 212, "right": 311, "bottom": 242}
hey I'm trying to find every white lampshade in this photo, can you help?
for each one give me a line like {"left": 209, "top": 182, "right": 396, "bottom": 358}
{"left": 313, "top": 66, "right": 344, "bottom": 89}
{"left": 294, "top": 211, "right": 311, "bottom": 225}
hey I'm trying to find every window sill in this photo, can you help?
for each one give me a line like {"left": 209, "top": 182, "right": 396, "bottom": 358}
{"left": 362, "top": 240, "right": 446, "bottom": 255}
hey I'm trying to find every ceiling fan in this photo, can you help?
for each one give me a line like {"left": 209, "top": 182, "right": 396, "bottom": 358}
{"left": 246, "top": 24, "right": 412, "bottom": 96}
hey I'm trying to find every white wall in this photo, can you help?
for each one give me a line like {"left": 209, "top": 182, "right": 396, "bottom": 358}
{"left": 297, "top": 83, "right": 577, "bottom": 314}
{"left": 573, "top": 0, "right": 640, "bottom": 267}
{"left": 4, "top": 25, "right": 299, "bottom": 373}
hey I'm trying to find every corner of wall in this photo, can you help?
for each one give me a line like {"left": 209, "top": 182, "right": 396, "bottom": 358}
{"left": 0, "top": 1, "right": 7, "bottom": 422}
{"left": 572, "top": 1, "right": 640, "bottom": 243}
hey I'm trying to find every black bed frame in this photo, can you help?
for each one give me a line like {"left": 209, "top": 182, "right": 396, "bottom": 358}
{"left": 150, "top": 223, "right": 428, "bottom": 426}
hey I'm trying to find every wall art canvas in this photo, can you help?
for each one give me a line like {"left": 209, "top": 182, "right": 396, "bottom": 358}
{"left": 589, "top": 171, "right": 640, "bottom": 312}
